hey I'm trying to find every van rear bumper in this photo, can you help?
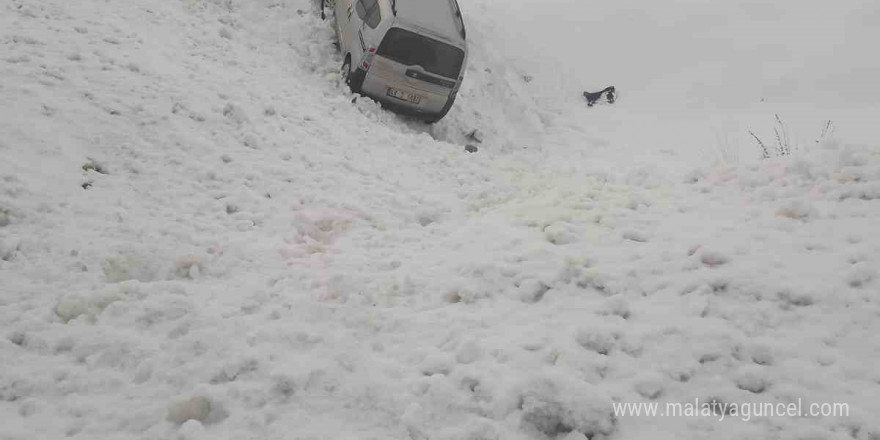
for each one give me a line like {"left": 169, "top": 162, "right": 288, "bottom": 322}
{"left": 375, "top": 98, "right": 442, "bottom": 119}
{"left": 369, "top": 90, "right": 457, "bottom": 123}
{"left": 354, "top": 66, "right": 457, "bottom": 122}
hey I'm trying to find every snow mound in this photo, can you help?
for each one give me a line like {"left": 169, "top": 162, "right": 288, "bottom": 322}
{"left": 518, "top": 373, "right": 616, "bottom": 438}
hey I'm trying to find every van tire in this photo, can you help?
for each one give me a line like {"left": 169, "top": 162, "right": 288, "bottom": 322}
{"left": 341, "top": 57, "right": 364, "bottom": 94}
{"left": 341, "top": 57, "right": 352, "bottom": 85}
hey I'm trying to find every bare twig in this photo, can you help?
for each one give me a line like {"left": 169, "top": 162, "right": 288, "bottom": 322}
{"left": 817, "top": 120, "right": 834, "bottom": 144}
{"left": 773, "top": 126, "right": 784, "bottom": 156}
{"left": 748, "top": 130, "right": 770, "bottom": 159}
{"left": 774, "top": 114, "right": 790, "bottom": 155}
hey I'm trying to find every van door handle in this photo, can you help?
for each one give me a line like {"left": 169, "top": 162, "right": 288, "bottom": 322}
{"left": 358, "top": 30, "right": 366, "bottom": 50}
{"left": 405, "top": 68, "right": 457, "bottom": 88}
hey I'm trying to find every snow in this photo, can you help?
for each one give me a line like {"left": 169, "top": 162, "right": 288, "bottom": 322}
{"left": 1, "top": 0, "right": 879, "bottom": 439}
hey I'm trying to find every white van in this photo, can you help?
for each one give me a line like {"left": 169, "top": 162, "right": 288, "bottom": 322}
{"left": 329, "top": 0, "right": 468, "bottom": 123}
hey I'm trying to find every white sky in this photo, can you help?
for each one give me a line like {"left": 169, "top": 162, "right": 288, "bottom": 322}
{"left": 486, "top": 0, "right": 880, "bottom": 110}
{"left": 466, "top": 0, "right": 880, "bottom": 158}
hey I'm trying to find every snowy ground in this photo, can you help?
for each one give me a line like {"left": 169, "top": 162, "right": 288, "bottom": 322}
{"left": 2, "top": 0, "right": 879, "bottom": 439}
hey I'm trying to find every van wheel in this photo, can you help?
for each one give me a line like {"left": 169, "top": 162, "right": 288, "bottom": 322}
{"left": 341, "top": 57, "right": 352, "bottom": 85}
{"left": 342, "top": 57, "right": 365, "bottom": 94}
{"left": 321, "top": 0, "right": 336, "bottom": 20}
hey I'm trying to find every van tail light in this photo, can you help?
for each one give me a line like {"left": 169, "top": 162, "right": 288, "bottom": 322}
{"left": 361, "top": 47, "right": 377, "bottom": 70}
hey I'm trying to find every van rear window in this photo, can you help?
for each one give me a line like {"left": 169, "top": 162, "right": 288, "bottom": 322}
{"left": 376, "top": 28, "right": 464, "bottom": 79}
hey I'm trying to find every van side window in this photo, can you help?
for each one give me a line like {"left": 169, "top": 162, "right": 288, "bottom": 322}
{"left": 355, "top": 0, "right": 367, "bottom": 19}
{"left": 363, "top": 0, "right": 381, "bottom": 29}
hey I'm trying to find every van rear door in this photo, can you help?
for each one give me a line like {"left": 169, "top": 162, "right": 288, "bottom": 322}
{"left": 376, "top": 27, "right": 464, "bottom": 81}
{"left": 364, "top": 27, "right": 464, "bottom": 111}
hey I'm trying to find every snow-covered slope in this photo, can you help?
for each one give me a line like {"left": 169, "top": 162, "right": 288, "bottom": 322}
{"left": 2, "top": 0, "right": 879, "bottom": 439}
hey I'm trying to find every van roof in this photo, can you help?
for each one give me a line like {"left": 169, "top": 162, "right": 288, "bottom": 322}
{"left": 393, "top": 0, "right": 465, "bottom": 44}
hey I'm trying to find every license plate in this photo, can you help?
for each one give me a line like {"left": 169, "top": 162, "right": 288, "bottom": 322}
{"left": 386, "top": 87, "right": 421, "bottom": 104}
